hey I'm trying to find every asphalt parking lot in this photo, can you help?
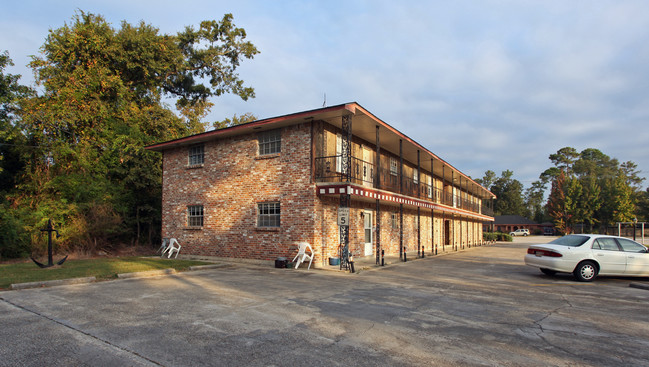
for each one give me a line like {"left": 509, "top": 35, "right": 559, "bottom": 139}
{"left": 2, "top": 238, "right": 649, "bottom": 366}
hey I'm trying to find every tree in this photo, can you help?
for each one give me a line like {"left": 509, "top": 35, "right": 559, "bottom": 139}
{"left": 0, "top": 51, "right": 33, "bottom": 189}
{"left": 578, "top": 175, "right": 601, "bottom": 232}
{"left": 476, "top": 170, "right": 496, "bottom": 190}
{"left": 549, "top": 147, "right": 579, "bottom": 174}
{"left": 598, "top": 174, "right": 635, "bottom": 231}
{"left": 6, "top": 11, "right": 259, "bottom": 256}
{"left": 490, "top": 170, "right": 525, "bottom": 216}
{"left": 524, "top": 180, "right": 547, "bottom": 223}
{"left": 0, "top": 52, "right": 34, "bottom": 258}
{"left": 546, "top": 170, "right": 568, "bottom": 234}
{"left": 213, "top": 112, "right": 258, "bottom": 129}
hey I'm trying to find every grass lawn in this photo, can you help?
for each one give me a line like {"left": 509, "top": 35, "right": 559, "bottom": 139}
{"left": 0, "top": 257, "right": 213, "bottom": 290}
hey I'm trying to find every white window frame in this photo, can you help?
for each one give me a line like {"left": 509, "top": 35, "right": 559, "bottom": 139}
{"left": 390, "top": 158, "right": 398, "bottom": 176}
{"left": 187, "top": 205, "right": 204, "bottom": 227}
{"left": 258, "top": 129, "right": 281, "bottom": 155}
{"left": 258, "top": 202, "right": 280, "bottom": 227}
{"left": 188, "top": 145, "right": 204, "bottom": 166}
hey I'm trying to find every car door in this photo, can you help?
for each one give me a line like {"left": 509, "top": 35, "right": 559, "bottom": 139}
{"left": 591, "top": 238, "right": 627, "bottom": 274}
{"left": 616, "top": 238, "right": 649, "bottom": 276}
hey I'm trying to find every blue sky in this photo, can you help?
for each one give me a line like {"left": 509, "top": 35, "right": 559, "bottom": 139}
{"left": 2, "top": 0, "right": 649, "bottom": 190}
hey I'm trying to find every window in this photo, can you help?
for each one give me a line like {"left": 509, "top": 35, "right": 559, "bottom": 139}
{"left": 390, "top": 158, "right": 398, "bottom": 176}
{"left": 187, "top": 205, "right": 204, "bottom": 227}
{"left": 593, "top": 238, "right": 619, "bottom": 251}
{"left": 258, "top": 129, "right": 281, "bottom": 155}
{"left": 391, "top": 213, "right": 399, "bottom": 229}
{"left": 258, "top": 202, "right": 280, "bottom": 227}
{"left": 617, "top": 238, "right": 647, "bottom": 253}
{"left": 413, "top": 168, "right": 419, "bottom": 184}
{"left": 188, "top": 145, "right": 204, "bottom": 166}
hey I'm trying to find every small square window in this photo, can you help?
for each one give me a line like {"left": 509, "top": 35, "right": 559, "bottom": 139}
{"left": 188, "top": 145, "right": 204, "bottom": 166}
{"left": 258, "top": 202, "right": 280, "bottom": 227}
{"left": 187, "top": 205, "right": 204, "bottom": 227}
{"left": 258, "top": 129, "right": 281, "bottom": 155}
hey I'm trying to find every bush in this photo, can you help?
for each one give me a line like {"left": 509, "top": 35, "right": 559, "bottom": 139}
{"left": 483, "top": 232, "right": 513, "bottom": 242}
{"left": 0, "top": 206, "right": 31, "bottom": 259}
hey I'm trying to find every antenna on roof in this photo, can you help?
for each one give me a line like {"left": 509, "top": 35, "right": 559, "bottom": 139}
{"left": 322, "top": 93, "right": 327, "bottom": 107}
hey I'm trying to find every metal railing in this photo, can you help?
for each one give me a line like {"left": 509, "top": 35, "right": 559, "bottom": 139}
{"left": 315, "top": 155, "right": 493, "bottom": 216}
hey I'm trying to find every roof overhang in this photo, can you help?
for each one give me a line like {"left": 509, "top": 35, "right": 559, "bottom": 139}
{"left": 145, "top": 102, "right": 496, "bottom": 200}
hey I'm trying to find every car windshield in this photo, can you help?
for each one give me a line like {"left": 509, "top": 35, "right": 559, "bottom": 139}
{"left": 549, "top": 235, "right": 590, "bottom": 247}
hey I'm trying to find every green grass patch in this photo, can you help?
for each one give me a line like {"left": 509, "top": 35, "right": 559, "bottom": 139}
{"left": 0, "top": 257, "right": 213, "bottom": 290}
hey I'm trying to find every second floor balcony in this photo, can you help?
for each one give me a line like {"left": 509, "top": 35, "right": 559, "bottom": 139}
{"left": 315, "top": 155, "right": 494, "bottom": 217}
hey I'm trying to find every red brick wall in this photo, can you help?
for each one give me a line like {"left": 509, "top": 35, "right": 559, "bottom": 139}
{"left": 161, "top": 123, "right": 317, "bottom": 261}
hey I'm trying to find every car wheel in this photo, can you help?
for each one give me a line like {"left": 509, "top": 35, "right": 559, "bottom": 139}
{"left": 573, "top": 261, "right": 598, "bottom": 282}
{"left": 540, "top": 268, "right": 557, "bottom": 276}
{"left": 524, "top": 234, "right": 528, "bottom": 236}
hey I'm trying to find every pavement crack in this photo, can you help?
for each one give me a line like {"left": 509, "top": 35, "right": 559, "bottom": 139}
{"left": 0, "top": 296, "right": 163, "bottom": 366}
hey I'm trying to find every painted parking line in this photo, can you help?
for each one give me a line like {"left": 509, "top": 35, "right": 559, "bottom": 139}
{"left": 529, "top": 283, "right": 595, "bottom": 286}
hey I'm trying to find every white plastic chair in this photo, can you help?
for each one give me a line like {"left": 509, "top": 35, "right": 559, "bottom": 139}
{"left": 292, "top": 242, "right": 313, "bottom": 270}
{"left": 158, "top": 238, "right": 170, "bottom": 255}
{"left": 162, "top": 238, "right": 181, "bottom": 259}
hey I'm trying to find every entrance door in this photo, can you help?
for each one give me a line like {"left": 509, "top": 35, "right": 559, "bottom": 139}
{"left": 364, "top": 211, "right": 373, "bottom": 256}
{"left": 362, "top": 146, "right": 373, "bottom": 187}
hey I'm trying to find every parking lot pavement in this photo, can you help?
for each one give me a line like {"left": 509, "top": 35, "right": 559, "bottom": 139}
{"left": 2, "top": 239, "right": 649, "bottom": 366}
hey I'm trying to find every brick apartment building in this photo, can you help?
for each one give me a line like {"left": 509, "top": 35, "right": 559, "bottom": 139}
{"left": 146, "top": 102, "right": 495, "bottom": 267}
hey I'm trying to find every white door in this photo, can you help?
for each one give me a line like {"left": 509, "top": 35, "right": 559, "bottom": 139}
{"left": 362, "top": 146, "right": 373, "bottom": 187}
{"left": 617, "top": 238, "right": 649, "bottom": 275}
{"left": 364, "top": 211, "right": 373, "bottom": 256}
{"left": 592, "top": 237, "right": 627, "bottom": 274}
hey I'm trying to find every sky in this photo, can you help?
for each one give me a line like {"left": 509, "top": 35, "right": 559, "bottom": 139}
{"left": 2, "top": 0, "right": 649, "bottom": 190}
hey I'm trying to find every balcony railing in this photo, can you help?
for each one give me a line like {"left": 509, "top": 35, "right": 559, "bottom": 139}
{"left": 315, "top": 155, "right": 494, "bottom": 217}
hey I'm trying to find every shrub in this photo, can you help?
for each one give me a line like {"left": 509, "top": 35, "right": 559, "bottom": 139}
{"left": 0, "top": 206, "right": 31, "bottom": 259}
{"left": 483, "top": 232, "right": 513, "bottom": 242}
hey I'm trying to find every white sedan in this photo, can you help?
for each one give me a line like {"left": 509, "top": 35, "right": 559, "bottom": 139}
{"left": 524, "top": 234, "right": 649, "bottom": 281}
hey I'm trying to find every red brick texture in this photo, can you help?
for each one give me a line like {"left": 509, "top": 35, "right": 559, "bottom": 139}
{"left": 160, "top": 120, "right": 485, "bottom": 266}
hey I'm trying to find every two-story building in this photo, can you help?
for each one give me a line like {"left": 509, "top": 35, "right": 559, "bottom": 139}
{"left": 146, "top": 102, "right": 495, "bottom": 267}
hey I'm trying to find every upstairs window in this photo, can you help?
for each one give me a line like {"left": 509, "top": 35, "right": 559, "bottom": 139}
{"left": 188, "top": 145, "right": 204, "bottom": 166}
{"left": 390, "top": 158, "right": 398, "bottom": 176}
{"left": 258, "top": 129, "right": 281, "bottom": 155}
{"left": 258, "top": 202, "right": 281, "bottom": 227}
{"left": 413, "top": 168, "right": 419, "bottom": 184}
{"left": 187, "top": 205, "right": 204, "bottom": 227}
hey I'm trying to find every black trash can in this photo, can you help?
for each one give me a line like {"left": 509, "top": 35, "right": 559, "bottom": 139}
{"left": 275, "top": 257, "right": 287, "bottom": 268}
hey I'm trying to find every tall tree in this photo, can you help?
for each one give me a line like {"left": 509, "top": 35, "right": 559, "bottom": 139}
{"left": 546, "top": 170, "right": 569, "bottom": 234}
{"left": 0, "top": 52, "right": 34, "bottom": 258}
{"left": 549, "top": 147, "right": 579, "bottom": 174}
{"left": 490, "top": 170, "right": 525, "bottom": 216}
{"left": 578, "top": 175, "right": 602, "bottom": 232}
{"left": 476, "top": 170, "right": 496, "bottom": 189}
{"left": 524, "top": 180, "right": 547, "bottom": 223}
{"left": 8, "top": 11, "right": 259, "bottom": 255}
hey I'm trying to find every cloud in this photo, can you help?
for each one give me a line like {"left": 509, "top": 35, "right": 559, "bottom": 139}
{"left": 3, "top": 0, "right": 649, "bottom": 189}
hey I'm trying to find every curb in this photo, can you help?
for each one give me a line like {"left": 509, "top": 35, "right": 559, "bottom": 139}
{"left": 188, "top": 264, "right": 232, "bottom": 271}
{"left": 117, "top": 268, "right": 177, "bottom": 279}
{"left": 11, "top": 277, "right": 96, "bottom": 290}
{"left": 629, "top": 283, "right": 649, "bottom": 291}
